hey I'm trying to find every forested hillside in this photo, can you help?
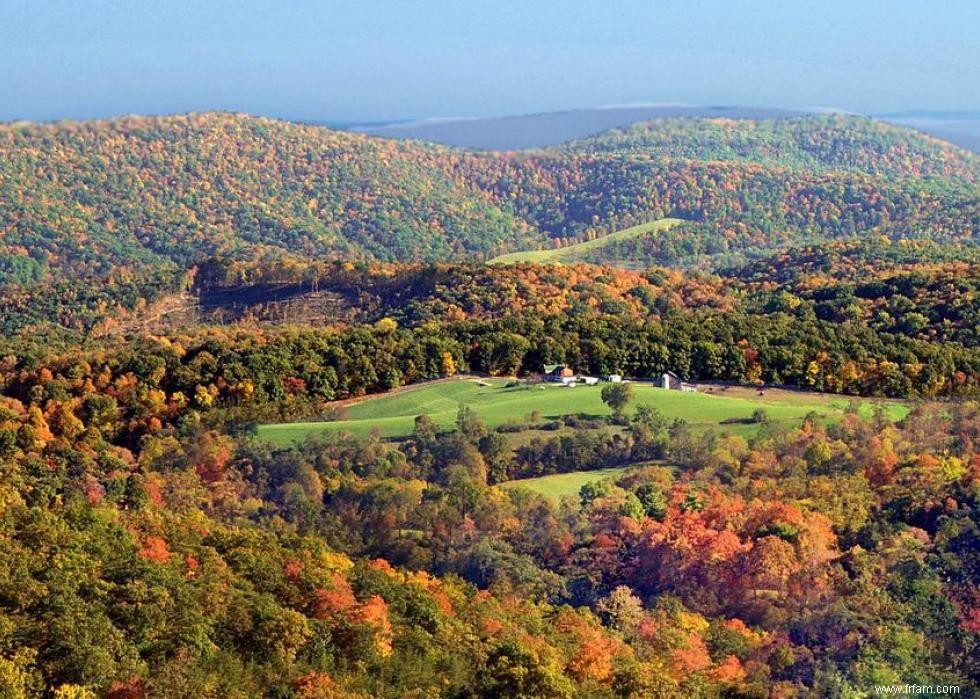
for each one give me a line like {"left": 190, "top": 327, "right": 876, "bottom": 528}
{"left": 3, "top": 254, "right": 977, "bottom": 397}
{"left": 1, "top": 112, "right": 978, "bottom": 335}
{"left": 563, "top": 115, "right": 980, "bottom": 179}
{"left": 1, "top": 113, "right": 976, "bottom": 279}
{"left": 726, "top": 240, "right": 980, "bottom": 346}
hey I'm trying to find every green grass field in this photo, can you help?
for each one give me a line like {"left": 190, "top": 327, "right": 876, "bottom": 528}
{"left": 499, "top": 467, "right": 633, "bottom": 501}
{"left": 488, "top": 218, "right": 683, "bottom": 264}
{"left": 256, "top": 378, "right": 908, "bottom": 445}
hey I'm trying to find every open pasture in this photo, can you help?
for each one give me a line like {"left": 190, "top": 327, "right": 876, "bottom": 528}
{"left": 256, "top": 377, "right": 905, "bottom": 445}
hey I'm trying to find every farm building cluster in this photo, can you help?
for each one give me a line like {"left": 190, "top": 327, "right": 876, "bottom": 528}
{"left": 543, "top": 364, "right": 599, "bottom": 386}
{"left": 543, "top": 365, "right": 696, "bottom": 391}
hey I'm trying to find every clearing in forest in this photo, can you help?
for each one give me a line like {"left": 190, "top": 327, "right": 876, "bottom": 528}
{"left": 256, "top": 377, "right": 906, "bottom": 445}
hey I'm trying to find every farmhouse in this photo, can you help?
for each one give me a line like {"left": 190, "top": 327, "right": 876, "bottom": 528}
{"left": 661, "top": 371, "right": 698, "bottom": 392}
{"left": 544, "top": 364, "right": 575, "bottom": 384}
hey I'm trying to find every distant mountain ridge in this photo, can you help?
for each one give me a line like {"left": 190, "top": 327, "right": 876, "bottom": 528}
{"left": 349, "top": 104, "right": 980, "bottom": 153}
{"left": 881, "top": 114, "right": 980, "bottom": 153}
{"left": 350, "top": 105, "right": 809, "bottom": 150}
{"left": 882, "top": 110, "right": 980, "bottom": 120}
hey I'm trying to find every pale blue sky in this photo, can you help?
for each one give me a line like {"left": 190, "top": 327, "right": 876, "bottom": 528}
{"left": 2, "top": 0, "right": 977, "bottom": 122}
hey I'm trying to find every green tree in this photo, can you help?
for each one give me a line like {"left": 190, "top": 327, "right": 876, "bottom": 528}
{"left": 634, "top": 484, "right": 668, "bottom": 521}
{"left": 601, "top": 382, "right": 635, "bottom": 417}
{"left": 456, "top": 404, "right": 486, "bottom": 442}
{"left": 477, "top": 641, "right": 573, "bottom": 699}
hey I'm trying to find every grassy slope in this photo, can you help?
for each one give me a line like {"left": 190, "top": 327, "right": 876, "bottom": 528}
{"left": 499, "top": 467, "right": 634, "bottom": 501}
{"left": 487, "top": 218, "right": 684, "bottom": 264}
{"left": 256, "top": 377, "right": 909, "bottom": 444}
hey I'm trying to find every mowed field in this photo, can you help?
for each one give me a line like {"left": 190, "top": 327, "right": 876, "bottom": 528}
{"left": 499, "top": 467, "right": 634, "bottom": 501}
{"left": 488, "top": 218, "right": 683, "bottom": 264}
{"left": 256, "top": 377, "right": 909, "bottom": 445}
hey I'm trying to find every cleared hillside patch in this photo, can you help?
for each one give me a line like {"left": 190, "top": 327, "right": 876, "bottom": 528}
{"left": 499, "top": 467, "right": 634, "bottom": 501}
{"left": 488, "top": 218, "right": 684, "bottom": 264}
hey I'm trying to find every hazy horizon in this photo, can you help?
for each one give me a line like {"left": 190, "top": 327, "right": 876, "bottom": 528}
{"left": 3, "top": 1, "right": 978, "bottom": 123}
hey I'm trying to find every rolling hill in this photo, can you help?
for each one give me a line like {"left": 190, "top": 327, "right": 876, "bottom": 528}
{"left": 561, "top": 115, "right": 980, "bottom": 179}
{"left": 0, "top": 112, "right": 977, "bottom": 332}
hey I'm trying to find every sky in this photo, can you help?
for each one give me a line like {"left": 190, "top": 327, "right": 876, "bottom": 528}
{"left": 2, "top": 0, "right": 978, "bottom": 123}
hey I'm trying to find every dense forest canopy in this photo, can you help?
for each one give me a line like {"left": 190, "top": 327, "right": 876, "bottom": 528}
{"left": 0, "top": 315, "right": 978, "bottom": 696}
